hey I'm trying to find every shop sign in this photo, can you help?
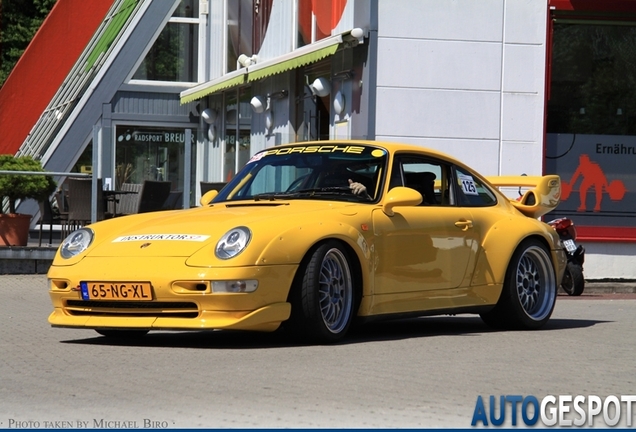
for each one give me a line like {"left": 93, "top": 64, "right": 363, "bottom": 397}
{"left": 545, "top": 133, "right": 635, "bottom": 241}
{"left": 119, "top": 130, "right": 196, "bottom": 144}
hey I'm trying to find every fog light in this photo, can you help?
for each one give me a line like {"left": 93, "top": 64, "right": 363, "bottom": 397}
{"left": 212, "top": 280, "right": 258, "bottom": 293}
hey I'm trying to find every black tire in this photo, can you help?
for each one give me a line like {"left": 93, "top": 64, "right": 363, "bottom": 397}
{"left": 561, "top": 262, "right": 585, "bottom": 296}
{"left": 95, "top": 329, "right": 149, "bottom": 338}
{"left": 287, "top": 241, "right": 356, "bottom": 343}
{"left": 480, "top": 239, "right": 557, "bottom": 330}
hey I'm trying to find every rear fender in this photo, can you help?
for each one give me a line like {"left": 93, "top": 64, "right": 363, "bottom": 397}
{"left": 471, "top": 217, "right": 560, "bottom": 288}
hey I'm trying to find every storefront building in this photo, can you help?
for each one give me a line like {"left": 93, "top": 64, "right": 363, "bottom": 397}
{"left": 4, "top": 0, "right": 636, "bottom": 279}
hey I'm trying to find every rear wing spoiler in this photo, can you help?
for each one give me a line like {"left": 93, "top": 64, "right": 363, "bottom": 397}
{"left": 486, "top": 175, "right": 561, "bottom": 219}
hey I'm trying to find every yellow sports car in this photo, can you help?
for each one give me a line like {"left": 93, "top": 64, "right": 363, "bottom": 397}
{"left": 48, "top": 141, "right": 566, "bottom": 343}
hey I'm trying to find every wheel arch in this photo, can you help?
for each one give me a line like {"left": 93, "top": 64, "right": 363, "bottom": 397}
{"left": 473, "top": 217, "right": 560, "bottom": 287}
{"left": 285, "top": 237, "right": 365, "bottom": 311}
{"left": 252, "top": 220, "right": 372, "bottom": 310}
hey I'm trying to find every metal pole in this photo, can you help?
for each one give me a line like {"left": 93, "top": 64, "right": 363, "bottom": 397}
{"left": 184, "top": 128, "right": 192, "bottom": 209}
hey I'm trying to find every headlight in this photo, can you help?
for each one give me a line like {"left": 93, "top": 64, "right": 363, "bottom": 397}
{"left": 215, "top": 226, "right": 251, "bottom": 260}
{"left": 60, "top": 228, "right": 94, "bottom": 259}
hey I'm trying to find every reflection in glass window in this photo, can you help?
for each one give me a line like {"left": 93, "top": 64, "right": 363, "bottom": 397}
{"left": 548, "top": 23, "right": 636, "bottom": 136}
{"left": 132, "top": 0, "right": 199, "bottom": 82}
{"left": 297, "top": 0, "right": 346, "bottom": 47}
{"left": 390, "top": 156, "right": 451, "bottom": 206}
{"left": 224, "top": 88, "right": 252, "bottom": 181}
{"left": 227, "top": 0, "right": 271, "bottom": 72}
{"left": 214, "top": 144, "right": 387, "bottom": 203}
{"left": 114, "top": 125, "right": 197, "bottom": 197}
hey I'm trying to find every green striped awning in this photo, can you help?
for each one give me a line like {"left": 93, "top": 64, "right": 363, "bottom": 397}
{"left": 180, "top": 69, "right": 246, "bottom": 104}
{"left": 246, "top": 36, "right": 342, "bottom": 82}
{"left": 180, "top": 33, "right": 343, "bottom": 104}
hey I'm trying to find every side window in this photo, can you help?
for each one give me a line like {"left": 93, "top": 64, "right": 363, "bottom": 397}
{"left": 454, "top": 166, "right": 497, "bottom": 207}
{"left": 390, "top": 155, "right": 452, "bottom": 206}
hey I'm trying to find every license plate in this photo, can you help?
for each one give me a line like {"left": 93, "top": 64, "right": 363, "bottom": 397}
{"left": 80, "top": 282, "right": 153, "bottom": 301}
{"left": 562, "top": 239, "right": 577, "bottom": 253}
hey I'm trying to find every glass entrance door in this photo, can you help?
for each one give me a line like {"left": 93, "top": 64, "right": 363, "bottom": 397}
{"left": 115, "top": 125, "right": 196, "bottom": 205}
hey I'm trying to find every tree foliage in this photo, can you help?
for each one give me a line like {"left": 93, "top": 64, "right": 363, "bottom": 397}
{"left": 0, "top": 0, "right": 57, "bottom": 88}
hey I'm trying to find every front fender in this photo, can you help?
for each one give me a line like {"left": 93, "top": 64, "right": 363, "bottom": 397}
{"left": 257, "top": 219, "right": 372, "bottom": 266}
{"left": 256, "top": 219, "right": 374, "bottom": 296}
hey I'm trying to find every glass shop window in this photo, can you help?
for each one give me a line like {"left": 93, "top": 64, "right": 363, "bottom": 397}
{"left": 132, "top": 0, "right": 199, "bottom": 82}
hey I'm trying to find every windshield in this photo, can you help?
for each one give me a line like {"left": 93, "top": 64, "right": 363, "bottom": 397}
{"left": 213, "top": 143, "right": 388, "bottom": 203}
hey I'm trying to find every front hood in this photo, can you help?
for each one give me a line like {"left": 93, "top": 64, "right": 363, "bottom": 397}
{"left": 84, "top": 200, "right": 360, "bottom": 258}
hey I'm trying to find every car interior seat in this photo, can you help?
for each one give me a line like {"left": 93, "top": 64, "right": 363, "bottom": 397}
{"left": 404, "top": 172, "right": 437, "bottom": 205}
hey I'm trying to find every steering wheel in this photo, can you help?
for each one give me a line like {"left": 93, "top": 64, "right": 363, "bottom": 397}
{"left": 285, "top": 175, "right": 308, "bottom": 192}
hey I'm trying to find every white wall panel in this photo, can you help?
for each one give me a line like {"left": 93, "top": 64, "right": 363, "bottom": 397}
{"left": 500, "top": 140, "right": 543, "bottom": 176}
{"left": 504, "top": 0, "right": 547, "bottom": 44}
{"left": 583, "top": 243, "right": 636, "bottom": 280}
{"left": 502, "top": 44, "right": 545, "bottom": 93}
{"left": 377, "top": 38, "right": 502, "bottom": 91}
{"left": 376, "top": 135, "right": 501, "bottom": 175}
{"left": 375, "top": 88, "right": 501, "bottom": 140}
{"left": 501, "top": 92, "right": 542, "bottom": 143}
{"left": 378, "top": 0, "right": 504, "bottom": 42}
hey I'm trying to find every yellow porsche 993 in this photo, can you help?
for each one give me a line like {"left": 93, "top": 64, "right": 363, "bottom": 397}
{"left": 48, "top": 141, "right": 566, "bottom": 343}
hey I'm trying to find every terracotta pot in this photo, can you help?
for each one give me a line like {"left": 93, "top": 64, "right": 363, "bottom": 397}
{"left": 0, "top": 213, "right": 32, "bottom": 246}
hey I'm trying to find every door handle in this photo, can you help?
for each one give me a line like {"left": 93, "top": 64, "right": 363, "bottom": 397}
{"left": 455, "top": 219, "right": 473, "bottom": 231}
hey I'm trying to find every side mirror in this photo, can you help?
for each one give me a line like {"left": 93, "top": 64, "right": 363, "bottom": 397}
{"left": 199, "top": 190, "right": 218, "bottom": 206}
{"left": 382, "top": 187, "right": 422, "bottom": 216}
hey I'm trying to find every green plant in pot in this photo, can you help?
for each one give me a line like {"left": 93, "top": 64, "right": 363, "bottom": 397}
{"left": 0, "top": 155, "right": 56, "bottom": 246}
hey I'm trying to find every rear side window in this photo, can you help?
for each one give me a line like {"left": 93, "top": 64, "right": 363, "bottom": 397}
{"left": 454, "top": 167, "right": 497, "bottom": 207}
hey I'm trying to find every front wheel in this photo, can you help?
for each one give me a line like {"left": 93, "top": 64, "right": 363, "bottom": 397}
{"left": 481, "top": 239, "right": 557, "bottom": 330}
{"left": 561, "top": 262, "right": 585, "bottom": 296}
{"left": 287, "top": 241, "right": 356, "bottom": 343}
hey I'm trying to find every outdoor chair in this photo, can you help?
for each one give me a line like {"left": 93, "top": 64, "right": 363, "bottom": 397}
{"left": 200, "top": 181, "right": 227, "bottom": 196}
{"left": 137, "top": 180, "right": 172, "bottom": 213}
{"left": 116, "top": 182, "right": 143, "bottom": 216}
{"left": 37, "top": 197, "right": 67, "bottom": 247}
{"left": 162, "top": 190, "right": 183, "bottom": 210}
{"left": 66, "top": 178, "right": 106, "bottom": 230}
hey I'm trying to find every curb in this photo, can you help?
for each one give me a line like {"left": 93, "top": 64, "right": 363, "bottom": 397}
{"left": 576, "top": 282, "right": 636, "bottom": 295}
{"left": 0, "top": 247, "right": 56, "bottom": 275}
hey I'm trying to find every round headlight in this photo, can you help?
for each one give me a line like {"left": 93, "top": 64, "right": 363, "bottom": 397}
{"left": 60, "top": 228, "right": 94, "bottom": 259}
{"left": 215, "top": 226, "right": 251, "bottom": 260}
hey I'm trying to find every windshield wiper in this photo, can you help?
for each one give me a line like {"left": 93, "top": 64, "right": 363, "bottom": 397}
{"left": 253, "top": 192, "right": 298, "bottom": 201}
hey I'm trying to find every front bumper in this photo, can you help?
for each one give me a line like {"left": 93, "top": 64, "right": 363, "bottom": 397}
{"left": 48, "top": 257, "right": 297, "bottom": 332}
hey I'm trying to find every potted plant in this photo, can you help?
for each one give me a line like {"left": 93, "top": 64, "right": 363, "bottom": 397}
{"left": 0, "top": 155, "right": 56, "bottom": 246}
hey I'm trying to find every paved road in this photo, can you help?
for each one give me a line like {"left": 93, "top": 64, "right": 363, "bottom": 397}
{"left": 1, "top": 275, "right": 635, "bottom": 428}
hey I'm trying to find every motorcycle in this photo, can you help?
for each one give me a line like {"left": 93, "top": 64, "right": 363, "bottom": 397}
{"left": 547, "top": 217, "right": 585, "bottom": 296}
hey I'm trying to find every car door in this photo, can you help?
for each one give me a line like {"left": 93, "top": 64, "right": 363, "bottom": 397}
{"left": 372, "top": 155, "right": 479, "bottom": 294}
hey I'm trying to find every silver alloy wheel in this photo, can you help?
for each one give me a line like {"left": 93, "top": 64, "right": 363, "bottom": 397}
{"left": 515, "top": 245, "right": 556, "bottom": 321}
{"left": 318, "top": 248, "right": 353, "bottom": 334}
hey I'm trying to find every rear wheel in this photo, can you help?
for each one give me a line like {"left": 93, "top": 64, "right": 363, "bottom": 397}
{"left": 481, "top": 239, "right": 557, "bottom": 330}
{"left": 95, "top": 329, "right": 149, "bottom": 338}
{"left": 561, "top": 262, "right": 585, "bottom": 296}
{"left": 288, "top": 241, "right": 356, "bottom": 343}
